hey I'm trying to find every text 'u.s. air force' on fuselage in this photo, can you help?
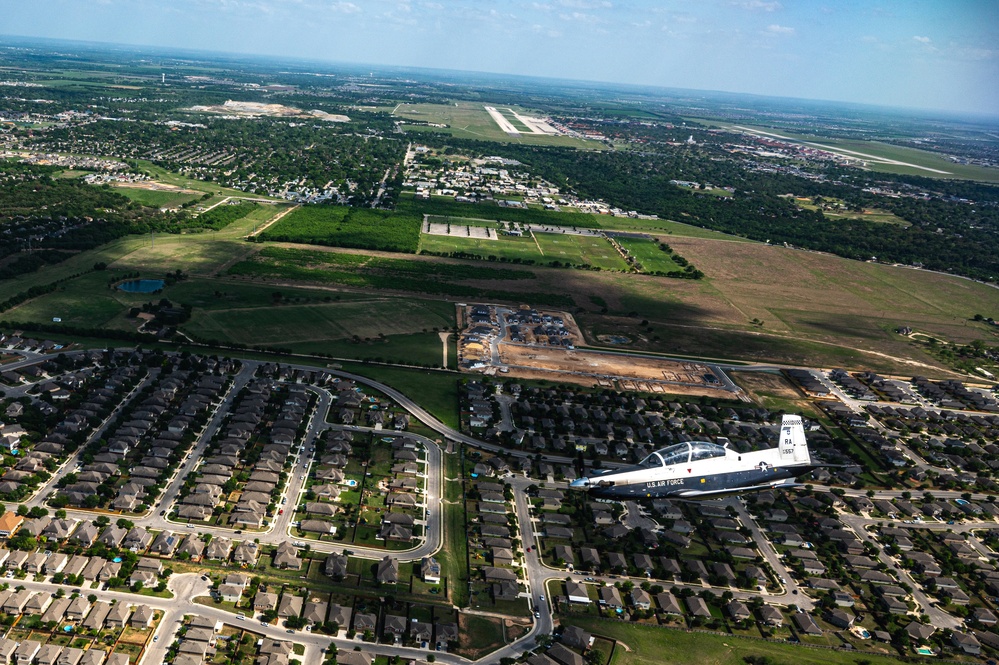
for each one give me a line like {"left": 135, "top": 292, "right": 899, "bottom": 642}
{"left": 569, "top": 414, "right": 815, "bottom": 500}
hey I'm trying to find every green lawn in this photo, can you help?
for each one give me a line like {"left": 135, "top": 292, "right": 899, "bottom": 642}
{"left": 439, "top": 453, "right": 470, "bottom": 607}
{"left": 113, "top": 186, "right": 201, "bottom": 208}
{"left": 562, "top": 618, "right": 910, "bottom": 665}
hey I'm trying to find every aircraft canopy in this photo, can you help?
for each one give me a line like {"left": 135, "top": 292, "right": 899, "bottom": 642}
{"left": 639, "top": 441, "right": 727, "bottom": 468}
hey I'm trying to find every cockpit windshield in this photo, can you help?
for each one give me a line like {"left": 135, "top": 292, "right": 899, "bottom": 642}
{"left": 689, "top": 441, "right": 727, "bottom": 462}
{"left": 655, "top": 443, "right": 690, "bottom": 467}
{"left": 638, "top": 452, "right": 664, "bottom": 468}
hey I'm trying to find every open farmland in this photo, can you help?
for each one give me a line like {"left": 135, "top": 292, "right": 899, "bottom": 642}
{"left": 5, "top": 187, "right": 997, "bottom": 376}
{"left": 259, "top": 205, "right": 422, "bottom": 252}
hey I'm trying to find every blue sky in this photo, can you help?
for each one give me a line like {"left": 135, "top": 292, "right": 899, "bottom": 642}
{"left": 2, "top": 0, "right": 997, "bottom": 115}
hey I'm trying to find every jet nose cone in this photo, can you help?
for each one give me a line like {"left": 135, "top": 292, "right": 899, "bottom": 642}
{"left": 570, "top": 478, "right": 590, "bottom": 489}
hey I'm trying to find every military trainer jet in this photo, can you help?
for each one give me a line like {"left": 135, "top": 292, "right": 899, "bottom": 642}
{"left": 569, "top": 414, "right": 816, "bottom": 500}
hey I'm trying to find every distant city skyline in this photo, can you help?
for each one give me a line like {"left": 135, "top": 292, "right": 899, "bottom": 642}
{"left": 1, "top": 0, "right": 997, "bottom": 116}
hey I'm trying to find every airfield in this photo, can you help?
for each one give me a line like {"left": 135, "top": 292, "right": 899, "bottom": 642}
{"left": 392, "top": 101, "right": 599, "bottom": 147}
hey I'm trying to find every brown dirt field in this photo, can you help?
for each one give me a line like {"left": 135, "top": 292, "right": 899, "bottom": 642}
{"left": 504, "top": 618, "right": 532, "bottom": 641}
{"left": 727, "top": 371, "right": 801, "bottom": 400}
{"left": 497, "top": 344, "right": 736, "bottom": 397}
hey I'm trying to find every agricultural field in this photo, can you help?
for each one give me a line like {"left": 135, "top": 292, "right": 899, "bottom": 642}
{"left": 260, "top": 205, "right": 422, "bottom": 253}
{"left": 393, "top": 101, "right": 599, "bottom": 148}
{"left": 615, "top": 237, "right": 683, "bottom": 273}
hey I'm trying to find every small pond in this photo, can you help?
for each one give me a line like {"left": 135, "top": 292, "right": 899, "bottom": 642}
{"left": 117, "top": 279, "right": 165, "bottom": 293}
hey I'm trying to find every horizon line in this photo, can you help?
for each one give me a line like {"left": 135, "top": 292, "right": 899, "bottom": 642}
{"left": 2, "top": 32, "right": 998, "bottom": 123}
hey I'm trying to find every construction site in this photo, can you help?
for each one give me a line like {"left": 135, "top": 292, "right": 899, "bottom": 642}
{"left": 457, "top": 303, "right": 741, "bottom": 397}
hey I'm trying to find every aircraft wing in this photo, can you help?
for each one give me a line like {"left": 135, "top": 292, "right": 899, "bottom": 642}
{"left": 672, "top": 481, "right": 802, "bottom": 499}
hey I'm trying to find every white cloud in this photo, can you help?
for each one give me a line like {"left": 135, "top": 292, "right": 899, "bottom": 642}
{"left": 736, "top": 0, "right": 781, "bottom": 11}
{"left": 557, "top": 0, "right": 611, "bottom": 8}
{"left": 560, "top": 11, "right": 600, "bottom": 24}
{"left": 912, "top": 35, "right": 931, "bottom": 43}
{"left": 765, "top": 24, "right": 794, "bottom": 35}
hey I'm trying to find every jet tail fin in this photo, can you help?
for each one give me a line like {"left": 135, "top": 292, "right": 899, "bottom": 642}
{"left": 778, "top": 414, "right": 810, "bottom": 464}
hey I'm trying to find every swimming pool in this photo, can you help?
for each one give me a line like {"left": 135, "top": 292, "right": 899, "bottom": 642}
{"left": 117, "top": 279, "right": 165, "bottom": 293}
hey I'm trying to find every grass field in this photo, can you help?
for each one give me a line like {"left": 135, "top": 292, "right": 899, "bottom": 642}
{"left": 420, "top": 232, "right": 542, "bottom": 261}
{"left": 227, "top": 245, "right": 575, "bottom": 307}
{"left": 260, "top": 205, "right": 422, "bottom": 253}
{"left": 393, "top": 101, "right": 600, "bottom": 148}
{"left": 562, "top": 618, "right": 910, "bottom": 665}
{"left": 792, "top": 198, "right": 909, "bottom": 227}
{"left": 183, "top": 295, "right": 454, "bottom": 348}
{"left": 534, "top": 233, "right": 629, "bottom": 270}
{"left": 615, "top": 237, "right": 683, "bottom": 273}
{"left": 3, "top": 266, "right": 456, "bottom": 364}
{"left": 112, "top": 186, "right": 202, "bottom": 208}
